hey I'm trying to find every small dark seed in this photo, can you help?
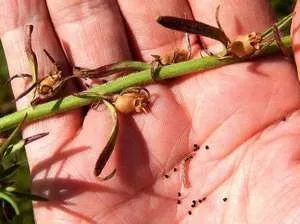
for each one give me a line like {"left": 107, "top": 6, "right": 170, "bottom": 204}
{"left": 198, "top": 199, "right": 202, "bottom": 203}
{"left": 164, "top": 174, "right": 169, "bottom": 178}
{"left": 185, "top": 155, "right": 193, "bottom": 161}
{"left": 192, "top": 200, "right": 196, "bottom": 204}
{"left": 202, "top": 197, "right": 206, "bottom": 201}
{"left": 205, "top": 145, "right": 209, "bottom": 150}
{"left": 223, "top": 197, "right": 228, "bottom": 202}
{"left": 281, "top": 117, "right": 286, "bottom": 121}
{"left": 177, "top": 200, "right": 181, "bottom": 204}
{"left": 193, "top": 144, "right": 200, "bottom": 151}
{"left": 191, "top": 204, "right": 195, "bottom": 207}
{"left": 178, "top": 192, "right": 182, "bottom": 197}
{"left": 173, "top": 168, "right": 177, "bottom": 172}
{"left": 188, "top": 211, "right": 192, "bottom": 215}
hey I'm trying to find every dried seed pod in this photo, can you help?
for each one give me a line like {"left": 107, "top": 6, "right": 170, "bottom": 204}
{"left": 160, "top": 48, "right": 190, "bottom": 65}
{"left": 113, "top": 87, "right": 150, "bottom": 114}
{"left": 12, "top": 25, "right": 66, "bottom": 104}
{"left": 157, "top": 10, "right": 293, "bottom": 59}
{"left": 172, "top": 48, "right": 190, "bottom": 63}
{"left": 150, "top": 31, "right": 191, "bottom": 82}
{"left": 30, "top": 49, "right": 65, "bottom": 104}
{"left": 37, "top": 71, "right": 62, "bottom": 96}
{"left": 229, "top": 32, "right": 262, "bottom": 58}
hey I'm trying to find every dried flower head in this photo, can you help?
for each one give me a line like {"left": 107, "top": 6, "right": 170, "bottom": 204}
{"left": 113, "top": 87, "right": 150, "bottom": 114}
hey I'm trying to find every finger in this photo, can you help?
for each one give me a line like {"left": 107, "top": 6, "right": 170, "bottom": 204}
{"left": 117, "top": 0, "right": 199, "bottom": 61}
{"left": 292, "top": 0, "right": 300, "bottom": 80}
{"left": 0, "top": 0, "right": 81, "bottom": 206}
{"left": 45, "top": 0, "right": 134, "bottom": 181}
{"left": 188, "top": 0, "right": 275, "bottom": 46}
{"left": 46, "top": 0, "right": 131, "bottom": 69}
{"left": 112, "top": 0, "right": 197, "bottom": 167}
{"left": 0, "top": 1, "right": 76, "bottom": 106}
{"left": 45, "top": 0, "right": 133, "bottom": 183}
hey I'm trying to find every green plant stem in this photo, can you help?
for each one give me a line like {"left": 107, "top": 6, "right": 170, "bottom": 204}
{"left": 0, "top": 35, "right": 291, "bottom": 132}
{"left": 261, "top": 13, "right": 293, "bottom": 38}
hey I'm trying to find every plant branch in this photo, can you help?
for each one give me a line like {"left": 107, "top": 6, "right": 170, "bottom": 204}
{"left": 0, "top": 35, "right": 291, "bottom": 132}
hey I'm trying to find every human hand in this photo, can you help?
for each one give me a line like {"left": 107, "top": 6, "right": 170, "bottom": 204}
{"left": 1, "top": 0, "right": 300, "bottom": 223}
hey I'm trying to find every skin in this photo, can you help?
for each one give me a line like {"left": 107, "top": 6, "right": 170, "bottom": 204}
{"left": 1, "top": 0, "right": 300, "bottom": 223}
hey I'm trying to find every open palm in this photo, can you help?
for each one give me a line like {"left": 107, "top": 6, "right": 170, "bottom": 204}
{"left": 2, "top": 0, "right": 300, "bottom": 223}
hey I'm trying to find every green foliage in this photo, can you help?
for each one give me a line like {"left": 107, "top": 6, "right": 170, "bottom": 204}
{"left": 0, "top": 43, "right": 14, "bottom": 116}
{"left": 0, "top": 39, "right": 35, "bottom": 223}
{"left": 0, "top": 120, "right": 47, "bottom": 223}
{"left": 270, "top": 0, "right": 296, "bottom": 17}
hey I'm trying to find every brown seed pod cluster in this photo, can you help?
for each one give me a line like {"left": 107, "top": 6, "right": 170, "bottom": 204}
{"left": 150, "top": 30, "right": 191, "bottom": 82}
{"left": 32, "top": 69, "right": 63, "bottom": 103}
{"left": 113, "top": 87, "right": 150, "bottom": 114}
{"left": 229, "top": 32, "right": 262, "bottom": 58}
{"left": 8, "top": 25, "right": 65, "bottom": 105}
{"left": 159, "top": 48, "right": 190, "bottom": 65}
{"left": 30, "top": 48, "right": 65, "bottom": 105}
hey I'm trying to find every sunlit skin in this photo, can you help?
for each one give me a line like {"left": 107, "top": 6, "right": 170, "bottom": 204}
{"left": 1, "top": 0, "right": 300, "bottom": 223}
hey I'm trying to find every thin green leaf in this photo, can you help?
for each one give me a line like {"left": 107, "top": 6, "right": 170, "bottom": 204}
{"left": 94, "top": 100, "right": 119, "bottom": 180}
{"left": 6, "top": 140, "right": 24, "bottom": 155}
{"left": 261, "top": 12, "right": 293, "bottom": 39}
{"left": 0, "top": 113, "right": 27, "bottom": 158}
{"left": 0, "top": 164, "right": 20, "bottom": 180}
{"left": 3, "top": 132, "right": 48, "bottom": 157}
{"left": 0, "top": 191, "right": 19, "bottom": 215}
{"left": 2, "top": 145, "right": 13, "bottom": 157}
{"left": 7, "top": 191, "right": 48, "bottom": 202}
